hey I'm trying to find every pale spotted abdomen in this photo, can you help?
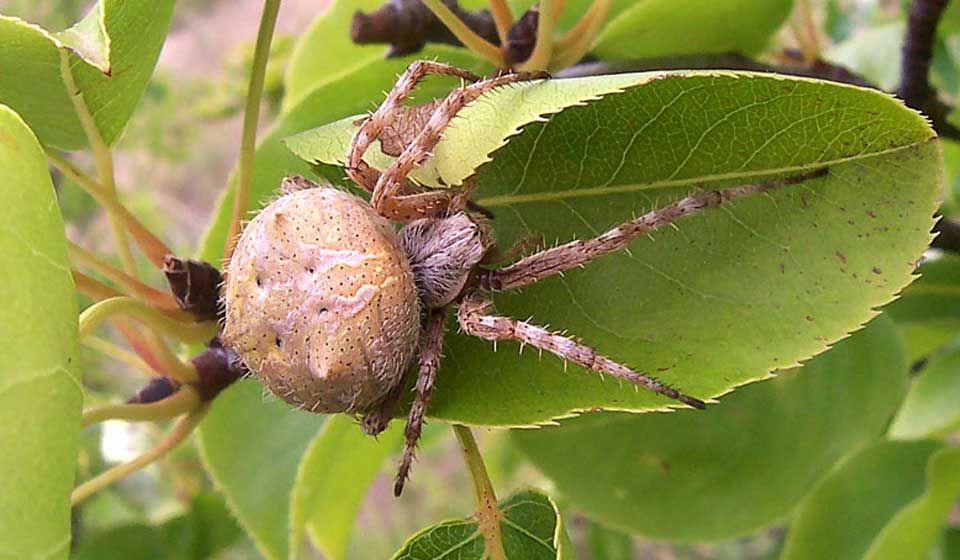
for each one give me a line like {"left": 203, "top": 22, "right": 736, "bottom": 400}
{"left": 222, "top": 184, "right": 421, "bottom": 413}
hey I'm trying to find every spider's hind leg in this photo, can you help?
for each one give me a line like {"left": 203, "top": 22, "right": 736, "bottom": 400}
{"left": 394, "top": 306, "right": 448, "bottom": 496}
{"left": 456, "top": 294, "right": 706, "bottom": 409}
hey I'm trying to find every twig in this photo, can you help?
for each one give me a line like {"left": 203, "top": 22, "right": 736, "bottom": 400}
{"left": 352, "top": 0, "right": 499, "bottom": 58}
{"left": 223, "top": 0, "right": 282, "bottom": 264}
{"left": 81, "top": 386, "right": 201, "bottom": 427}
{"left": 421, "top": 0, "right": 504, "bottom": 65}
{"left": 452, "top": 425, "right": 506, "bottom": 560}
{"left": 932, "top": 216, "right": 960, "bottom": 253}
{"left": 72, "top": 409, "right": 207, "bottom": 505}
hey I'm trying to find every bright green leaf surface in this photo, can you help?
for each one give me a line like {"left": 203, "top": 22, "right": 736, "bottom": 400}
{"left": 0, "top": 105, "right": 81, "bottom": 559}
{"left": 289, "top": 71, "right": 938, "bottom": 426}
{"left": 197, "top": 382, "right": 324, "bottom": 560}
{"left": 885, "top": 255, "right": 960, "bottom": 361}
{"left": 592, "top": 0, "right": 793, "bottom": 60}
{"left": 392, "top": 489, "right": 574, "bottom": 559}
{"left": 781, "top": 441, "right": 960, "bottom": 560}
{"left": 890, "top": 348, "right": 960, "bottom": 439}
{"left": 511, "top": 318, "right": 907, "bottom": 541}
{"left": 0, "top": 0, "right": 174, "bottom": 149}
{"left": 290, "top": 415, "right": 403, "bottom": 560}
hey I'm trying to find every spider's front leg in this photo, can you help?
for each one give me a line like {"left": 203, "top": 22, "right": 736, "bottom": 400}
{"left": 346, "top": 60, "right": 482, "bottom": 196}
{"left": 394, "top": 306, "right": 449, "bottom": 496}
{"left": 457, "top": 293, "right": 706, "bottom": 409}
{"left": 480, "top": 169, "right": 829, "bottom": 291}
{"left": 371, "top": 71, "right": 548, "bottom": 221}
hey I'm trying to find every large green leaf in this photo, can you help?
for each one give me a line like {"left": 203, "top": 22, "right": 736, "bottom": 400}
{"left": 289, "top": 71, "right": 939, "bottom": 426}
{"left": 781, "top": 441, "right": 960, "bottom": 560}
{"left": 0, "top": 0, "right": 174, "bottom": 149}
{"left": 196, "top": 49, "right": 486, "bottom": 560}
{"left": 885, "top": 255, "right": 960, "bottom": 361}
{"left": 290, "top": 415, "right": 403, "bottom": 560}
{"left": 890, "top": 348, "right": 960, "bottom": 439}
{"left": 591, "top": 0, "right": 794, "bottom": 60}
{"left": 197, "top": 381, "right": 324, "bottom": 560}
{"left": 511, "top": 317, "right": 907, "bottom": 541}
{"left": 0, "top": 105, "right": 81, "bottom": 559}
{"left": 392, "top": 489, "right": 574, "bottom": 560}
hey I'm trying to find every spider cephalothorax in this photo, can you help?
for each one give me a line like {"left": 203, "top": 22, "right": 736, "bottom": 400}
{"left": 223, "top": 60, "right": 823, "bottom": 496}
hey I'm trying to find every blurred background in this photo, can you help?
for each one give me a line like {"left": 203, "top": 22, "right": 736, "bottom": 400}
{"left": 0, "top": 0, "right": 948, "bottom": 558}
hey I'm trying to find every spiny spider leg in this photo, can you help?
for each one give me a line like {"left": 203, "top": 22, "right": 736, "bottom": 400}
{"left": 395, "top": 306, "right": 448, "bottom": 496}
{"left": 457, "top": 293, "right": 706, "bottom": 409}
{"left": 481, "top": 168, "right": 829, "bottom": 292}
{"left": 371, "top": 70, "right": 548, "bottom": 220}
{"left": 346, "top": 61, "right": 482, "bottom": 195}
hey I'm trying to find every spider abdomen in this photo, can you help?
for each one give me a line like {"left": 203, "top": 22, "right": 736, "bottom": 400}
{"left": 222, "top": 184, "right": 421, "bottom": 413}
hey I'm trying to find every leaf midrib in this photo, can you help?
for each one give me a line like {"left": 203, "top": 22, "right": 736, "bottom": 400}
{"left": 474, "top": 140, "right": 934, "bottom": 208}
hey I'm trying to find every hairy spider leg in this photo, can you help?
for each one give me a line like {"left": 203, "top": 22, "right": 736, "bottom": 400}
{"left": 370, "top": 70, "right": 549, "bottom": 221}
{"left": 395, "top": 307, "right": 448, "bottom": 496}
{"left": 481, "top": 169, "right": 828, "bottom": 291}
{"left": 346, "top": 60, "right": 482, "bottom": 198}
{"left": 457, "top": 293, "right": 706, "bottom": 409}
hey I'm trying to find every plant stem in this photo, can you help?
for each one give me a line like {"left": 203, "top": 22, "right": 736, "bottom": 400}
{"left": 518, "top": 0, "right": 558, "bottom": 71}
{"left": 81, "top": 386, "right": 201, "bottom": 428}
{"left": 223, "top": 0, "right": 283, "bottom": 263}
{"left": 47, "top": 150, "right": 172, "bottom": 268}
{"left": 83, "top": 335, "right": 156, "bottom": 377}
{"left": 422, "top": 0, "right": 505, "bottom": 66}
{"left": 79, "top": 297, "right": 218, "bottom": 344}
{"left": 489, "top": 0, "right": 513, "bottom": 44}
{"left": 552, "top": 0, "right": 610, "bottom": 71}
{"left": 73, "top": 270, "right": 124, "bottom": 301}
{"left": 68, "top": 241, "right": 180, "bottom": 312}
{"left": 72, "top": 408, "right": 207, "bottom": 505}
{"left": 452, "top": 425, "right": 506, "bottom": 560}
{"left": 58, "top": 50, "right": 137, "bottom": 276}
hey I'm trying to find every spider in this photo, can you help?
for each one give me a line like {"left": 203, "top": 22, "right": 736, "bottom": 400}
{"left": 221, "top": 60, "right": 823, "bottom": 496}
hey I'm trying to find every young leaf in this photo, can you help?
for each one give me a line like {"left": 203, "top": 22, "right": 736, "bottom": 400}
{"left": 781, "top": 441, "right": 960, "bottom": 560}
{"left": 289, "top": 415, "right": 403, "bottom": 560}
{"left": 0, "top": 0, "right": 175, "bottom": 149}
{"left": 885, "top": 255, "right": 960, "bottom": 361}
{"left": 889, "top": 348, "right": 960, "bottom": 439}
{"left": 288, "top": 71, "right": 938, "bottom": 426}
{"left": 196, "top": 382, "right": 324, "bottom": 560}
{"left": 511, "top": 317, "right": 907, "bottom": 541}
{"left": 392, "top": 488, "right": 574, "bottom": 560}
{"left": 0, "top": 105, "right": 82, "bottom": 558}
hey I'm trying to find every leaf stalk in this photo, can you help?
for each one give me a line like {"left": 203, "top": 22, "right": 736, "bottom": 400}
{"left": 453, "top": 425, "right": 506, "bottom": 560}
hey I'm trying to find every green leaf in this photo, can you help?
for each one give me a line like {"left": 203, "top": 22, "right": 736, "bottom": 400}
{"left": 0, "top": 0, "right": 175, "bottom": 149}
{"left": 282, "top": 0, "right": 390, "bottom": 110}
{"left": 392, "top": 488, "right": 574, "bottom": 560}
{"left": 0, "top": 105, "right": 81, "bottom": 559}
{"left": 885, "top": 255, "right": 960, "bottom": 361}
{"left": 73, "top": 492, "right": 245, "bottom": 560}
{"left": 890, "top": 348, "right": 960, "bottom": 439}
{"left": 290, "top": 415, "right": 403, "bottom": 560}
{"left": 781, "top": 441, "right": 960, "bottom": 560}
{"left": 288, "top": 71, "right": 938, "bottom": 426}
{"left": 511, "top": 317, "right": 907, "bottom": 541}
{"left": 591, "top": 0, "right": 794, "bottom": 60}
{"left": 196, "top": 381, "right": 324, "bottom": 560}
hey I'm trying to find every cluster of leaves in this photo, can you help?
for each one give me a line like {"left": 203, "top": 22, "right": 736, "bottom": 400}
{"left": 1, "top": 0, "right": 959, "bottom": 558}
